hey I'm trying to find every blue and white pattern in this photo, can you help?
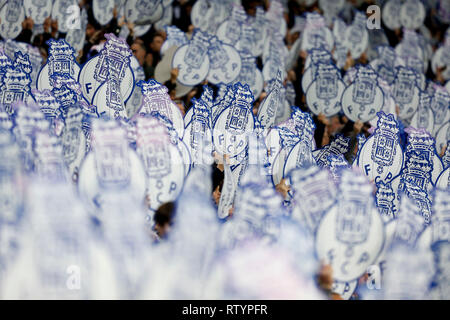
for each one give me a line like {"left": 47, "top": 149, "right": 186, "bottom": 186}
{"left": 341, "top": 65, "right": 385, "bottom": 122}
{"left": 233, "top": 54, "right": 263, "bottom": 99}
{"left": 343, "top": 11, "right": 368, "bottom": 60}
{"left": 357, "top": 112, "right": 403, "bottom": 181}
{"left": 92, "top": 34, "right": 134, "bottom": 120}
{"left": 125, "top": 0, "right": 164, "bottom": 25}
{"left": 382, "top": 0, "right": 403, "bottom": 31}
{"left": 0, "top": 62, "right": 33, "bottom": 116}
{"left": 31, "top": 88, "right": 62, "bottom": 136}
{"left": 306, "top": 63, "right": 344, "bottom": 116}
{"left": 282, "top": 118, "right": 316, "bottom": 178}
{"left": 430, "top": 85, "right": 450, "bottom": 139}
{"left": 207, "top": 36, "right": 241, "bottom": 85}
{"left": 77, "top": 120, "right": 146, "bottom": 213}
{"left": 92, "top": 0, "right": 115, "bottom": 26}
{"left": 160, "top": 26, "right": 188, "bottom": 56}
{"left": 51, "top": 0, "right": 78, "bottom": 34}
{"left": 289, "top": 165, "right": 337, "bottom": 234}
{"left": 400, "top": 0, "right": 426, "bottom": 30}
{"left": 313, "top": 134, "right": 350, "bottom": 169}
{"left": 135, "top": 79, "right": 184, "bottom": 138}
{"left": 315, "top": 169, "right": 385, "bottom": 282}
{"left": 136, "top": 117, "right": 185, "bottom": 211}
{"left": 375, "top": 177, "right": 397, "bottom": 221}
{"left": 37, "top": 39, "right": 80, "bottom": 91}
{"left": 257, "top": 71, "right": 285, "bottom": 129}
{"left": 172, "top": 29, "right": 210, "bottom": 86}
{"left": 301, "top": 48, "right": 333, "bottom": 94}
{"left": 212, "top": 83, "right": 255, "bottom": 158}
{"left": 392, "top": 67, "right": 421, "bottom": 121}
{"left": 301, "top": 12, "right": 334, "bottom": 52}
{"left": 410, "top": 91, "right": 435, "bottom": 134}
{"left": 216, "top": 4, "right": 247, "bottom": 46}
{"left": 369, "top": 46, "right": 400, "bottom": 86}
{"left": 78, "top": 35, "right": 134, "bottom": 105}
{"left": 61, "top": 106, "right": 86, "bottom": 181}
{"left": 0, "top": 0, "right": 24, "bottom": 39}
{"left": 183, "top": 98, "right": 212, "bottom": 167}
{"left": 24, "top": 0, "right": 52, "bottom": 25}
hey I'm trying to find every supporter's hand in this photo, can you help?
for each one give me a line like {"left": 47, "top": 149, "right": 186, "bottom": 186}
{"left": 344, "top": 52, "right": 354, "bottom": 71}
{"left": 51, "top": 19, "right": 58, "bottom": 35}
{"left": 318, "top": 113, "right": 329, "bottom": 126}
{"left": 354, "top": 120, "right": 363, "bottom": 133}
{"left": 127, "top": 21, "right": 135, "bottom": 35}
{"left": 440, "top": 145, "right": 447, "bottom": 157}
{"left": 300, "top": 50, "right": 307, "bottom": 59}
{"left": 287, "top": 70, "right": 296, "bottom": 82}
{"left": 436, "top": 66, "right": 446, "bottom": 83}
{"left": 43, "top": 17, "right": 51, "bottom": 33}
{"left": 118, "top": 16, "right": 126, "bottom": 27}
{"left": 317, "top": 263, "right": 334, "bottom": 291}
{"left": 317, "top": 263, "right": 344, "bottom": 299}
{"left": 22, "top": 17, "right": 34, "bottom": 30}
{"left": 359, "top": 51, "right": 368, "bottom": 64}
{"left": 170, "top": 68, "right": 179, "bottom": 82}
{"left": 275, "top": 178, "right": 290, "bottom": 199}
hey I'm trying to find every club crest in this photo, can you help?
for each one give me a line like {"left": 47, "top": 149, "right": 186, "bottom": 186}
{"left": 77, "top": 120, "right": 146, "bottom": 212}
{"left": 31, "top": 88, "right": 62, "bottom": 135}
{"left": 0, "top": 64, "right": 33, "bottom": 116}
{"left": 61, "top": 106, "right": 86, "bottom": 181}
{"left": 124, "top": 0, "right": 163, "bottom": 25}
{"left": 301, "top": 12, "right": 334, "bottom": 52}
{"left": 233, "top": 54, "right": 263, "bottom": 99}
{"left": 92, "top": 0, "right": 115, "bottom": 26}
{"left": 172, "top": 29, "right": 210, "bottom": 86}
{"left": 37, "top": 39, "right": 80, "bottom": 92}
{"left": 25, "top": 0, "right": 52, "bottom": 24}
{"left": 375, "top": 177, "right": 397, "bottom": 221}
{"left": 400, "top": 0, "right": 426, "bottom": 30}
{"left": 0, "top": 0, "right": 25, "bottom": 40}
{"left": 136, "top": 117, "right": 185, "bottom": 211}
{"left": 343, "top": 11, "right": 368, "bottom": 60}
{"left": 410, "top": 91, "right": 434, "bottom": 134}
{"left": 392, "top": 67, "right": 421, "bottom": 121}
{"left": 216, "top": 4, "right": 247, "bottom": 46}
{"left": 341, "top": 65, "right": 384, "bottom": 122}
{"left": 257, "top": 71, "right": 285, "bottom": 129}
{"left": 78, "top": 34, "right": 134, "bottom": 105}
{"left": 289, "top": 165, "right": 337, "bottom": 234}
{"left": 358, "top": 111, "right": 403, "bottom": 181}
{"left": 313, "top": 134, "right": 350, "bottom": 168}
{"left": 213, "top": 83, "right": 255, "bottom": 158}
{"left": 135, "top": 79, "right": 184, "bottom": 138}
{"left": 315, "top": 169, "right": 385, "bottom": 282}
{"left": 306, "top": 63, "right": 344, "bottom": 117}
{"left": 207, "top": 36, "right": 241, "bottom": 85}
{"left": 34, "top": 131, "right": 68, "bottom": 182}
